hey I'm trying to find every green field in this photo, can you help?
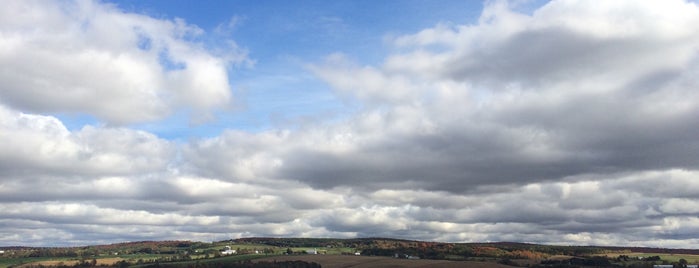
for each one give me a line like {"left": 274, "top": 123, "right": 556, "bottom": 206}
{"left": 0, "top": 257, "right": 56, "bottom": 268}
{"left": 599, "top": 252, "right": 699, "bottom": 264}
{"left": 0, "top": 245, "right": 356, "bottom": 268}
{"left": 129, "top": 254, "right": 273, "bottom": 268}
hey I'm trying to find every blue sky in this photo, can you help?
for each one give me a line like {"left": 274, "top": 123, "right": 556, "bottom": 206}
{"left": 98, "top": 0, "right": 487, "bottom": 139}
{"left": 3, "top": 0, "right": 699, "bottom": 248}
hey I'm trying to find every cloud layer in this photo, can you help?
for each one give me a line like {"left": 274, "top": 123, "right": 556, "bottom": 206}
{"left": 2, "top": 0, "right": 699, "bottom": 248}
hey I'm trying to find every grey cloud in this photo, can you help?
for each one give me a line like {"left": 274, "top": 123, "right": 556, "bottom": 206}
{"left": 271, "top": 124, "right": 600, "bottom": 192}
{"left": 445, "top": 29, "right": 690, "bottom": 87}
{"left": 151, "top": 0, "right": 699, "bottom": 248}
{"left": 266, "top": 0, "right": 699, "bottom": 194}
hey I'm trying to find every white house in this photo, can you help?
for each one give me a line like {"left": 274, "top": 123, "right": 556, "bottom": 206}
{"left": 221, "top": 246, "right": 236, "bottom": 255}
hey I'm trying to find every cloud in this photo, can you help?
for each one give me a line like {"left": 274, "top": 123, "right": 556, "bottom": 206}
{"left": 388, "top": 0, "right": 699, "bottom": 85}
{"left": 0, "top": 0, "right": 242, "bottom": 124}
{"left": 176, "top": 0, "right": 699, "bottom": 246}
{"left": 0, "top": 105, "right": 172, "bottom": 179}
{"left": 292, "top": 0, "right": 699, "bottom": 192}
{"left": 3, "top": 0, "right": 699, "bottom": 248}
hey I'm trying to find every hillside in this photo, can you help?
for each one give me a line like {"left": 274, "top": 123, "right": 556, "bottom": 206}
{"left": 2, "top": 238, "right": 698, "bottom": 268}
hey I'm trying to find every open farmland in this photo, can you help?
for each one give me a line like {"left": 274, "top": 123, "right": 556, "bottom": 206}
{"left": 14, "top": 258, "right": 124, "bottom": 268}
{"left": 5, "top": 238, "right": 699, "bottom": 268}
{"left": 595, "top": 252, "right": 699, "bottom": 264}
{"left": 255, "top": 255, "right": 514, "bottom": 268}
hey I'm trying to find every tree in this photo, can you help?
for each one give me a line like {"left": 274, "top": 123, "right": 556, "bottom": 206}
{"left": 116, "top": 260, "right": 129, "bottom": 268}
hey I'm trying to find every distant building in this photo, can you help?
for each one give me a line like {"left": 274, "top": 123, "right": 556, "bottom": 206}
{"left": 354, "top": 252, "right": 361, "bottom": 256}
{"left": 221, "top": 246, "right": 236, "bottom": 255}
{"left": 393, "top": 253, "right": 419, "bottom": 259}
{"left": 687, "top": 265, "right": 698, "bottom": 268}
{"left": 0, "top": 250, "right": 4, "bottom": 254}
{"left": 653, "top": 265, "right": 673, "bottom": 268}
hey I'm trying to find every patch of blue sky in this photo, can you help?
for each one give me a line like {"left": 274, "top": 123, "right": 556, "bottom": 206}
{"left": 113, "top": 0, "right": 485, "bottom": 64}
{"left": 133, "top": 65, "right": 353, "bottom": 139}
{"left": 136, "top": 31, "right": 152, "bottom": 51}
{"left": 158, "top": 49, "right": 187, "bottom": 71}
{"left": 55, "top": 113, "right": 100, "bottom": 131}
{"left": 227, "top": 1, "right": 484, "bottom": 64}
{"left": 99, "top": 0, "right": 489, "bottom": 139}
{"left": 135, "top": 90, "right": 351, "bottom": 140}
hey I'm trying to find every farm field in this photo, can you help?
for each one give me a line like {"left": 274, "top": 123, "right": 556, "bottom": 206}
{"left": 0, "top": 257, "right": 59, "bottom": 268}
{"left": 14, "top": 258, "right": 124, "bottom": 268}
{"left": 596, "top": 252, "right": 699, "bottom": 263}
{"left": 129, "top": 254, "right": 275, "bottom": 268}
{"left": 254, "top": 255, "right": 515, "bottom": 268}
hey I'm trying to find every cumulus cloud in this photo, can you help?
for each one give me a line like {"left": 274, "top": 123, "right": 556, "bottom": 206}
{"left": 289, "top": 0, "right": 699, "bottom": 191}
{"left": 0, "top": 105, "right": 172, "bottom": 179}
{"left": 0, "top": 0, "right": 241, "bottom": 124}
{"left": 179, "top": 0, "right": 699, "bottom": 246}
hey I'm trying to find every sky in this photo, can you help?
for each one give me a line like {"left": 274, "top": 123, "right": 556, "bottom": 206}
{"left": 2, "top": 0, "right": 699, "bottom": 248}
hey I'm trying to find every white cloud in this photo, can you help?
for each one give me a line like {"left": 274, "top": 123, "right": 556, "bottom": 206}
{"left": 0, "top": 0, "right": 241, "bottom": 124}
{"left": 0, "top": 105, "right": 172, "bottom": 178}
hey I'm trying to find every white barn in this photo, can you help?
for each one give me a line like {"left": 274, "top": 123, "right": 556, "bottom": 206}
{"left": 221, "top": 246, "right": 236, "bottom": 255}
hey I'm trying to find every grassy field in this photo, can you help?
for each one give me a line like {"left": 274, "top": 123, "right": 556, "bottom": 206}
{"left": 0, "top": 257, "right": 58, "bottom": 268}
{"left": 0, "top": 245, "right": 356, "bottom": 268}
{"left": 2, "top": 255, "right": 275, "bottom": 268}
{"left": 0, "top": 254, "right": 170, "bottom": 268}
{"left": 1, "top": 256, "right": 152, "bottom": 268}
{"left": 189, "top": 243, "right": 356, "bottom": 257}
{"left": 290, "top": 247, "right": 355, "bottom": 255}
{"left": 207, "top": 243, "right": 273, "bottom": 250}
{"left": 254, "top": 255, "right": 515, "bottom": 268}
{"left": 13, "top": 258, "right": 126, "bottom": 268}
{"left": 0, "top": 257, "right": 119, "bottom": 268}
{"left": 659, "top": 254, "right": 699, "bottom": 263}
{"left": 597, "top": 252, "right": 699, "bottom": 264}
{"left": 129, "top": 254, "right": 274, "bottom": 268}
